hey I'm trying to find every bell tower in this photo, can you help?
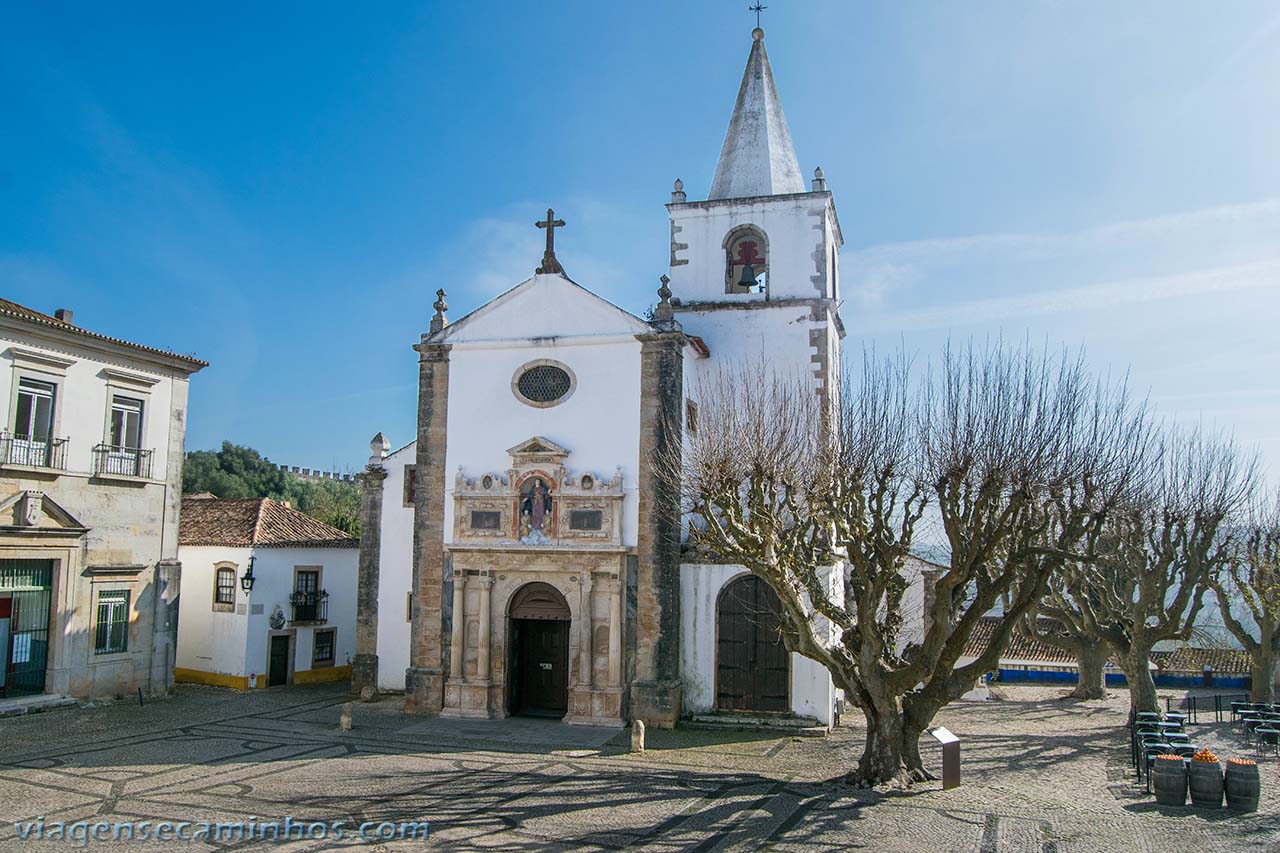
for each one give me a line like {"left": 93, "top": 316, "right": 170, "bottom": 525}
{"left": 667, "top": 27, "right": 844, "bottom": 402}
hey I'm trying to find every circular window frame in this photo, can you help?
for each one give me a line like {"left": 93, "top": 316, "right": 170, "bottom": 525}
{"left": 511, "top": 359, "right": 577, "bottom": 409}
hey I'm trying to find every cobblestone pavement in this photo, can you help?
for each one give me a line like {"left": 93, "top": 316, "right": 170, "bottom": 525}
{"left": 1, "top": 683, "right": 1277, "bottom": 852}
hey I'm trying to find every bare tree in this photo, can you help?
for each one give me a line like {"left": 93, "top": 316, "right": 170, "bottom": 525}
{"left": 1055, "top": 430, "right": 1257, "bottom": 713}
{"left": 675, "top": 343, "right": 1152, "bottom": 785}
{"left": 1019, "top": 597, "right": 1113, "bottom": 699}
{"left": 1213, "top": 489, "right": 1280, "bottom": 703}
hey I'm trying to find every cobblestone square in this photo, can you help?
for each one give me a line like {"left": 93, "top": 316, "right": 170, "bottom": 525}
{"left": 1, "top": 683, "right": 1277, "bottom": 851}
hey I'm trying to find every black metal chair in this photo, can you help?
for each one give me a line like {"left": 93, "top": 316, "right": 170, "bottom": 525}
{"left": 1140, "top": 740, "right": 1171, "bottom": 781}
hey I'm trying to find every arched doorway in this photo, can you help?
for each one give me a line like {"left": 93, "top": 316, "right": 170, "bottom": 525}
{"left": 716, "top": 574, "right": 789, "bottom": 713}
{"left": 507, "top": 582, "right": 571, "bottom": 717}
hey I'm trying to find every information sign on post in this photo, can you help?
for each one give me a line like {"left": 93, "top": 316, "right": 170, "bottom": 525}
{"left": 928, "top": 726, "right": 961, "bottom": 790}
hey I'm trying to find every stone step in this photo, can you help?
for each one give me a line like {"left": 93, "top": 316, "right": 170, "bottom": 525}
{"left": 0, "top": 694, "right": 78, "bottom": 718}
{"left": 685, "top": 713, "right": 827, "bottom": 737}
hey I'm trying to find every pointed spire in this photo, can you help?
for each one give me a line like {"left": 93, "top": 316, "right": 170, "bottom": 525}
{"left": 708, "top": 28, "right": 805, "bottom": 200}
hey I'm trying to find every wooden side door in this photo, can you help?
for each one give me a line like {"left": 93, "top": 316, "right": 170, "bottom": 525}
{"left": 716, "top": 575, "right": 789, "bottom": 713}
{"left": 268, "top": 635, "right": 290, "bottom": 686}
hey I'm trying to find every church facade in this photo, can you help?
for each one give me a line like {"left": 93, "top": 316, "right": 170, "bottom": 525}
{"left": 353, "top": 28, "right": 844, "bottom": 728}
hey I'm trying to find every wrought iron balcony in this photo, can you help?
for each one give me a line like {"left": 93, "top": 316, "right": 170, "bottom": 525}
{"left": 91, "top": 444, "right": 154, "bottom": 479}
{"left": 289, "top": 590, "right": 329, "bottom": 624}
{"left": 0, "top": 433, "right": 69, "bottom": 470}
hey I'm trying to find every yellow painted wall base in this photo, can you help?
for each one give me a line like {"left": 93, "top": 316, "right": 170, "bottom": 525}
{"left": 294, "top": 665, "right": 352, "bottom": 685}
{"left": 175, "top": 667, "right": 250, "bottom": 691}
{"left": 177, "top": 665, "right": 350, "bottom": 689}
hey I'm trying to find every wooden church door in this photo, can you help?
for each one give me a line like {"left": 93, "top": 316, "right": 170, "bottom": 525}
{"left": 716, "top": 574, "right": 789, "bottom": 713}
{"left": 507, "top": 582, "right": 571, "bottom": 717}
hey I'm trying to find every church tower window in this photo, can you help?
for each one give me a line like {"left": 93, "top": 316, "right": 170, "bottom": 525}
{"left": 512, "top": 360, "right": 576, "bottom": 408}
{"left": 724, "top": 226, "right": 768, "bottom": 295}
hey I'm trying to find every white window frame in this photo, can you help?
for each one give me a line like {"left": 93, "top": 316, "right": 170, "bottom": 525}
{"left": 93, "top": 588, "right": 131, "bottom": 657}
{"left": 98, "top": 368, "right": 160, "bottom": 478}
{"left": 6, "top": 352, "right": 69, "bottom": 469}
{"left": 213, "top": 562, "right": 237, "bottom": 612}
{"left": 311, "top": 628, "right": 336, "bottom": 668}
{"left": 107, "top": 394, "right": 145, "bottom": 450}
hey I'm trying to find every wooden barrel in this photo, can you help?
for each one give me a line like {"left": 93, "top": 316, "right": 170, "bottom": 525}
{"left": 1188, "top": 760, "right": 1224, "bottom": 808}
{"left": 1152, "top": 756, "right": 1187, "bottom": 806}
{"left": 1225, "top": 762, "right": 1260, "bottom": 812}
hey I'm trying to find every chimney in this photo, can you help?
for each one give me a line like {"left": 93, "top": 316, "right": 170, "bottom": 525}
{"left": 54, "top": 308, "right": 74, "bottom": 325}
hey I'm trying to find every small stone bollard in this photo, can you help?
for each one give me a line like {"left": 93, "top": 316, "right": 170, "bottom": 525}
{"left": 359, "top": 685, "right": 378, "bottom": 703}
{"left": 631, "top": 719, "right": 645, "bottom": 753}
{"left": 339, "top": 702, "right": 353, "bottom": 732}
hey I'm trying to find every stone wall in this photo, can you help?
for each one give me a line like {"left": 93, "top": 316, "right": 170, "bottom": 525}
{"left": 352, "top": 464, "right": 387, "bottom": 695}
{"left": 630, "top": 331, "right": 685, "bottom": 727}
{"left": 405, "top": 340, "right": 450, "bottom": 713}
{"left": 1, "top": 473, "right": 175, "bottom": 700}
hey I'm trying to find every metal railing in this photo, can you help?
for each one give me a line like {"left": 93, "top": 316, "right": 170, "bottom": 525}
{"left": 0, "top": 433, "right": 69, "bottom": 470}
{"left": 91, "top": 444, "right": 154, "bottom": 479}
{"left": 289, "top": 590, "right": 329, "bottom": 624}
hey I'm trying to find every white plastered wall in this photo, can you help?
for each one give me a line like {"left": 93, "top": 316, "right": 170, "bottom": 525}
{"left": 680, "top": 563, "right": 836, "bottom": 726}
{"left": 375, "top": 441, "right": 416, "bottom": 691}
{"left": 177, "top": 544, "right": 358, "bottom": 683}
{"left": 175, "top": 545, "right": 252, "bottom": 677}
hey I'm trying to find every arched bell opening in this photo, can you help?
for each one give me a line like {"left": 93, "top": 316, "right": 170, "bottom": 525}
{"left": 723, "top": 225, "right": 769, "bottom": 296}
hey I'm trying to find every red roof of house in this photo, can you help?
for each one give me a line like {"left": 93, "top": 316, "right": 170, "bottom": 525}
{"left": 964, "top": 616, "right": 1082, "bottom": 665}
{"left": 965, "top": 615, "right": 1247, "bottom": 674}
{"left": 179, "top": 497, "right": 357, "bottom": 548}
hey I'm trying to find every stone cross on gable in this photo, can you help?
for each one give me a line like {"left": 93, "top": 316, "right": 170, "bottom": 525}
{"left": 535, "top": 208, "right": 567, "bottom": 275}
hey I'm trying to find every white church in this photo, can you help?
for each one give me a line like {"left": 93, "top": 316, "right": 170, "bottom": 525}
{"left": 352, "top": 27, "right": 847, "bottom": 729}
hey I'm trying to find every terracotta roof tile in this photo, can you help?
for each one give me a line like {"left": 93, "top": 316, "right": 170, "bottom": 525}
{"left": 0, "top": 297, "right": 207, "bottom": 369}
{"left": 179, "top": 497, "right": 357, "bottom": 548}
{"left": 964, "top": 616, "right": 1082, "bottom": 665}
{"left": 964, "top": 615, "right": 1248, "bottom": 674}
{"left": 1154, "top": 646, "right": 1250, "bottom": 675}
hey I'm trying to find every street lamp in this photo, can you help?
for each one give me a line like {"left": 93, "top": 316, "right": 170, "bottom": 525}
{"left": 240, "top": 556, "right": 256, "bottom": 592}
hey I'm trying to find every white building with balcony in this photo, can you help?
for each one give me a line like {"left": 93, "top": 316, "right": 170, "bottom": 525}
{"left": 0, "top": 298, "right": 205, "bottom": 701}
{"left": 176, "top": 496, "right": 358, "bottom": 690}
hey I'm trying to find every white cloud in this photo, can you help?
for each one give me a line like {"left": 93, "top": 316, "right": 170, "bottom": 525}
{"left": 849, "top": 198, "right": 1280, "bottom": 270}
{"left": 848, "top": 258, "right": 1280, "bottom": 334}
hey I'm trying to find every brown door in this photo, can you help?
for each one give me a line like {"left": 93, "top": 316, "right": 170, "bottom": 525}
{"left": 268, "top": 635, "right": 290, "bottom": 686}
{"left": 512, "top": 618, "right": 569, "bottom": 716}
{"left": 716, "top": 575, "right": 789, "bottom": 712}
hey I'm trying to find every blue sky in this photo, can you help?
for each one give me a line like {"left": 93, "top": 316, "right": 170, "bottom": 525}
{"left": 3, "top": 2, "right": 1278, "bottom": 475}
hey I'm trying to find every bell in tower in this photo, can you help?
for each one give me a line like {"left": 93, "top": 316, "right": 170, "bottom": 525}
{"left": 726, "top": 231, "right": 768, "bottom": 294}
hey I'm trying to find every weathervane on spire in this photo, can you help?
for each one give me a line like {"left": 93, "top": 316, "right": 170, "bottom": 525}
{"left": 749, "top": 2, "right": 766, "bottom": 28}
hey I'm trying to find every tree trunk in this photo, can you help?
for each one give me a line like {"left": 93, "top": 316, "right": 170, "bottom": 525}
{"left": 1251, "top": 643, "right": 1276, "bottom": 704}
{"left": 1123, "top": 644, "right": 1159, "bottom": 713}
{"left": 1070, "top": 642, "right": 1108, "bottom": 700}
{"left": 851, "top": 692, "right": 932, "bottom": 786}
